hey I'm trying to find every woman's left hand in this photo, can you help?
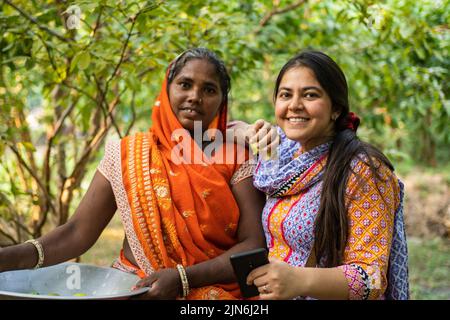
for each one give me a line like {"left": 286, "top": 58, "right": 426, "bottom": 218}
{"left": 246, "top": 257, "right": 305, "bottom": 300}
{"left": 132, "top": 268, "right": 181, "bottom": 300}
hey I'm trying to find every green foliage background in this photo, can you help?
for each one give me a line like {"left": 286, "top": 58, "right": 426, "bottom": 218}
{"left": 0, "top": 0, "right": 448, "bottom": 258}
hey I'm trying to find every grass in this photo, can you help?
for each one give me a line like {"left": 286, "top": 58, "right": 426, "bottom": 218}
{"left": 80, "top": 214, "right": 450, "bottom": 300}
{"left": 408, "top": 237, "right": 450, "bottom": 300}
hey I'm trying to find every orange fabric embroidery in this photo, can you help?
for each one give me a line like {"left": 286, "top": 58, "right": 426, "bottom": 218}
{"left": 202, "top": 189, "right": 212, "bottom": 199}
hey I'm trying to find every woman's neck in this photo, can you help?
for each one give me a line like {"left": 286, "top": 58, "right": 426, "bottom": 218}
{"left": 300, "top": 136, "right": 333, "bottom": 153}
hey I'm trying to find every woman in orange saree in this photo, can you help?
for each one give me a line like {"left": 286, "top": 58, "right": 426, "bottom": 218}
{"left": 99, "top": 48, "right": 267, "bottom": 299}
{"left": 0, "top": 48, "right": 266, "bottom": 300}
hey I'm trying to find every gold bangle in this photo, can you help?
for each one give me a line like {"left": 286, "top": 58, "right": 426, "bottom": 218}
{"left": 25, "top": 239, "right": 44, "bottom": 269}
{"left": 176, "top": 264, "right": 189, "bottom": 298}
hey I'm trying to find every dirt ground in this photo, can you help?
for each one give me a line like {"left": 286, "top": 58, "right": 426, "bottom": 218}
{"left": 401, "top": 171, "right": 450, "bottom": 239}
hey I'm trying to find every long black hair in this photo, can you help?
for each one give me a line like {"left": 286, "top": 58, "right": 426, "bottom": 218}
{"left": 274, "top": 50, "right": 394, "bottom": 267}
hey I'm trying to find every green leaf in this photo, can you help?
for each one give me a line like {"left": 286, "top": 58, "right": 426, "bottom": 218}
{"left": 25, "top": 58, "right": 35, "bottom": 70}
{"left": 125, "top": 76, "right": 140, "bottom": 91}
{"left": 21, "top": 141, "right": 36, "bottom": 152}
{"left": 415, "top": 46, "right": 426, "bottom": 60}
{"left": 10, "top": 181, "right": 20, "bottom": 196}
{"left": 78, "top": 51, "right": 91, "bottom": 71}
{"left": 71, "top": 51, "right": 91, "bottom": 72}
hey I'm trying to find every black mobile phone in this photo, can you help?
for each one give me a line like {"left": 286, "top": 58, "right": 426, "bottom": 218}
{"left": 229, "top": 248, "right": 269, "bottom": 298}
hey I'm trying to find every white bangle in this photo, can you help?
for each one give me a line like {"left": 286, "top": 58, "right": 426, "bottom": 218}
{"left": 25, "top": 239, "right": 44, "bottom": 269}
{"left": 176, "top": 264, "right": 190, "bottom": 298}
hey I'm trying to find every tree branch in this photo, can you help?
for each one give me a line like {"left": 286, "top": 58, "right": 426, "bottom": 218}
{"left": 125, "top": 91, "right": 137, "bottom": 137}
{"left": 12, "top": 216, "right": 33, "bottom": 238}
{"left": 70, "top": 86, "right": 123, "bottom": 185}
{"left": 60, "top": 80, "right": 97, "bottom": 104}
{"left": 102, "top": 3, "right": 161, "bottom": 95}
{"left": 43, "top": 97, "right": 80, "bottom": 194}
{"left": 81, "top": 5, "right": 104, "bottom": 51}
{"left": 11, "top": 108, "right": 39, "bottom": 178}
{"left": 93, "top": 76, "right": 126, "bottom": 138}
{"left": 5, "top": 142, "right": 56, "bottom": 216}
{"left": 35, "top": 32, "right": 59, "bottom": 74}
{"left": 137, "top": 66, "right": 156, "bottom": 78}
{"left": 58, "top": 120, "right": 110, "bottom": 225}
{"left": 104, "top": 12, "right": 138, "bottom": 90}
{"left": 57, "top": 85, "right": 123, "bottom": 224}
{"left": 258, "top": 0, "right": 308, "bottom": 29}
{"left": 0, "top": 223, "right": 18, "bottom": 245}
{"left": 0, "top": 192, "right": 32, "bottom": 243}
{"left": 4, "top": 0, "right": 71, "bottom": 43}
{"left": 89, "top": 9, "right": 141, "bottom": 140}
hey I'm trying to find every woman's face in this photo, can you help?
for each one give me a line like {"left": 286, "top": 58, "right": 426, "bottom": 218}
{"left": 275, "top": 66, "right": 339, "bottom": 151}
{"left": 168, "top": 59, "right": 223, "bottom": 133}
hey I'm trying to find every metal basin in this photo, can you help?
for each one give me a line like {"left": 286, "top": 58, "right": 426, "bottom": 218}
{"left": 0, "top": 262, "right": 149, "bottom": 300}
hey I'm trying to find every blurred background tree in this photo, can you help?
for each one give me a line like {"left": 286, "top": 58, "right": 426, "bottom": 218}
{"left": 0, "top": 1, "right": 448, "bottom": 295}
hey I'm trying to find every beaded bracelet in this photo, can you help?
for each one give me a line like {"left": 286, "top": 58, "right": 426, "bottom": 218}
{"left": 25, "top": 239, "right": 44, "bottom": 269}
{"left": 176, "top": 264, "right": 190, "bottom": 298}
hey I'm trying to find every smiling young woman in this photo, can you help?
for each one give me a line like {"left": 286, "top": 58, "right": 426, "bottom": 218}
{"left": 247, "top": 50, "right": 409, "bottom": 300}
{"left": 274, "top": 66, "right": 338, "bottom": 152}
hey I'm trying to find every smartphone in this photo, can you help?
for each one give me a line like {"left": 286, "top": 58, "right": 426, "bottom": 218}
{"left": 229, "top": 248, "right": 269, "bottom": 298}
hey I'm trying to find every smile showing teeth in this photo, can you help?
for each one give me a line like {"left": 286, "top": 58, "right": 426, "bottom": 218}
{"left": 288, "top": 117, "right": 309, "bottom": 123}
{"left": 183, "top": 108, "right": 198, "bottom": 114}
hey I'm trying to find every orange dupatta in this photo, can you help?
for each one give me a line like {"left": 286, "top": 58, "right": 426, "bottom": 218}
{"left": 119, "top": 71, "right": 245, "bottom": 299}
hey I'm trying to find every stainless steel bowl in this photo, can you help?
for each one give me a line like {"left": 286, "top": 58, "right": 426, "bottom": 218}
{"left": 0, "top": 262, "right": 149, "bottom": 300}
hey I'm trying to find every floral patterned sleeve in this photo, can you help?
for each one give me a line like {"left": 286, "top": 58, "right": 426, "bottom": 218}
{"left": 337, "top": 158, "right": 401, "bottom": 300}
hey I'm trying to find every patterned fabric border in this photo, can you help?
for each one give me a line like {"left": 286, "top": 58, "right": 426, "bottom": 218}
{"left": 338, "top": 264, "right": 371, "bottom": 300}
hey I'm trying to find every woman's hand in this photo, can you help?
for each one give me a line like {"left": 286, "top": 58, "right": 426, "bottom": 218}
{"left": 246, "top": 257, "right": 306, "bottom": 300}
{"left": 132, "top": 268, "right": 182, "bottom": 300}
{"left": 228, "top": 119, "right": 279, "bottom": 159}
{"left": 246, "top": 119, "right": 279, "bottom": 160}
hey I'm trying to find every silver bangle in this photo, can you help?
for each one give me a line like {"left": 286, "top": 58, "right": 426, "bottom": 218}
{"left": 176, "top": 264, "right": 190, "bottom": 298}
{"left": 25, "top": 239, "right": 44, "bottom": 269}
